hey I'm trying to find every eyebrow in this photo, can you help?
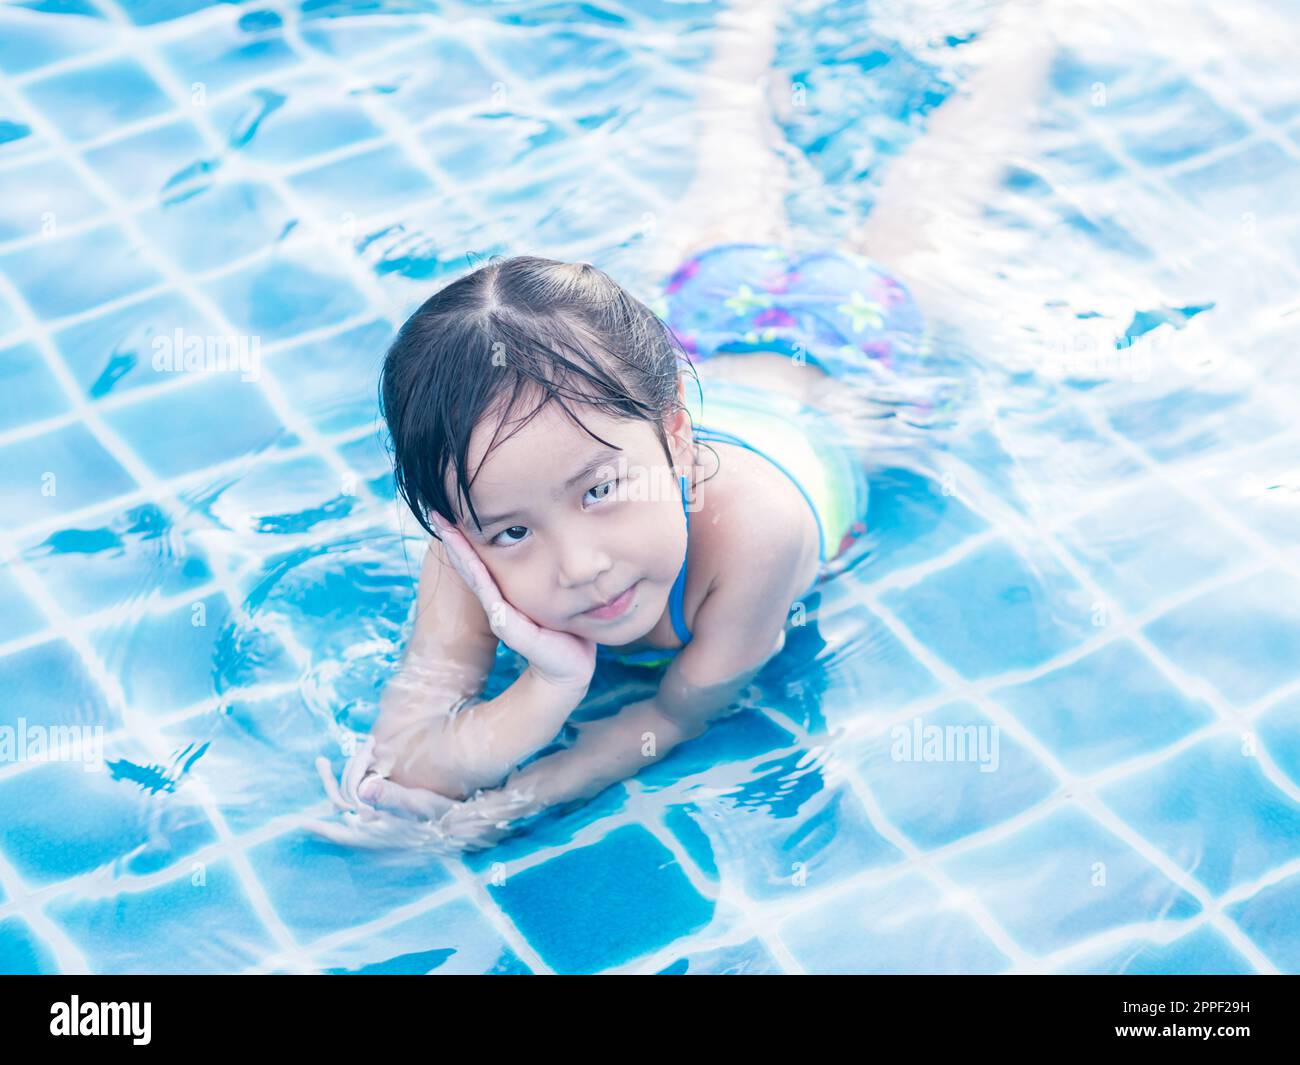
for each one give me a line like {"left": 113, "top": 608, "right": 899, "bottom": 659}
{"left": 474, "top": 447, "right": 623, "bottom": 530}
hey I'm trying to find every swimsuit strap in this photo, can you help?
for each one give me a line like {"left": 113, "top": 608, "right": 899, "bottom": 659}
{"left": 667, "top": 473, "right": 692, "bottom": 644}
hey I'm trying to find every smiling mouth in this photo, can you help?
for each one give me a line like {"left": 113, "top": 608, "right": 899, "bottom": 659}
{"left": 581, "top": 581, "right": 638, "bottom": 620}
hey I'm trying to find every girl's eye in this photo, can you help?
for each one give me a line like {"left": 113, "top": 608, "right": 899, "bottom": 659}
{"left": 585, "top": 479, "right": 617, "bottom": 505}
{"left": 491, "top": 525, "right": 529, "bottom": 547}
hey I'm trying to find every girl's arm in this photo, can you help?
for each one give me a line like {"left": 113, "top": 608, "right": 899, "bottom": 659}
{"left": 369, "top": 534, "right": 590, "bottom": 800}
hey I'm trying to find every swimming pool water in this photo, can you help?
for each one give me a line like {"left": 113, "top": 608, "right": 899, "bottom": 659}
{"left": 1, "top": 0, "right": 1299, "bottom": 974}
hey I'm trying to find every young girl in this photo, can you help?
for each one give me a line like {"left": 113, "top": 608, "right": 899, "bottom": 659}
{"left": 305, "top": 0, "right": 1050, "bottom": 851}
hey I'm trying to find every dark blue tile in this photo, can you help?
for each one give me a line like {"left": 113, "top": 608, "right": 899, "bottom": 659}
{"left": 487, "top": 823, "right": 713, "bottom": 973}
{"left": 266, "top": 319, "right": 390, "bottom": 434}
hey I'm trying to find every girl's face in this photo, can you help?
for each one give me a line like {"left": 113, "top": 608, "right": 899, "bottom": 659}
{"left": 444, "top": 384, "right": 695, "bottom": 644}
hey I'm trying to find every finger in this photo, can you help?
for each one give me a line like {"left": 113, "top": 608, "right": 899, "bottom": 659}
{"left": 314, "top": 756, "right": 354, "bottom": 813}
{"left": 340, "top": 738, "right": 377, "bottom": 807}
{"left": 361, "top": 776, "right": 458, "bottom": 821}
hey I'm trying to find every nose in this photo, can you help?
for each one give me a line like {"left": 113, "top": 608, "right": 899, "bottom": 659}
{"left": 553, "top": 530, "right": 614, "bottom": 591}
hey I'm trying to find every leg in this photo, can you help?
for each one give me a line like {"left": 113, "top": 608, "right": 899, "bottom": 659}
{"left": 648, "top": 0, "right": 793, "bottom": 276}
{"left": 845, "top": 0, "right": 1059, "bottom": 312}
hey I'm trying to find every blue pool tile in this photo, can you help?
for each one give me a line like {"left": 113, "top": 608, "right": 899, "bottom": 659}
{"left": 0, "top": 339, "right": 68, "bottom": 430}
{"left": 0, "top": 756, "right": 217, "bottom": 886}
{"left": 993, "top": 640, "right": 1216, "bottom": 775}
{"left": 661, "top": 749, "right": 904, "bottom": 901}
{"left": 54, "top": 289, "right": 223, "bottom": 401}
{"left": 832, "top": 465, "right": 982, "bottom": 582}
{"left": 421, "top": 113, "right": 572, "bottom": 185}
{"left": 101, "top": 372, "right": 296, "bottom": 479}
{"left": 1189, "top": 433, "right": 1300, "bottom": 551}
{"left": 358, "top": 36, "right": 493, "bottom": 123}
{"left": 250, "top": 830, "right": 455, "bottom": 943}
{"left": 115, "top": 0, "right": 216, "bottom": 25}
{"left": 1169, "top": 140, "right": 1297, "bottom": 222}
{"left": 1057, "top": 480, "right": 1249, "bottom": 615}
{"left": 1256, "top": 693, "right": 1300, "bottom": 791}
{"left": 1143, "top": 569, "right": 1300, "bottom": 705}
{"left": 299, "top": 16, "right": 418, "bottom": 59}
{"left": 23, "top": 59, "right": 173, "bottom": 142}
{"left": 161, "top": 692, "right": 336, "bottom": 836}
{"left": 880, "top": 537, "right": 1094, "bottom": 681}
{"left": 799, "top": 602, "right": 941, "bottom": 720}
{"left": 337, "top": 429, "right": 396, "bottom": 499}
{"left": 636, "top": 708, "right": 798, "bottom": 794}
{"left": 1057, "top": 923, "right": 1255, "bottom": 974}
{"left": 202, "top": 254, "right": 367, "bottom": 342}
{"left": 0, "top": 917, "right": 60, "bottom": 974}
{"left": 47, "top": 860, "right": 277, "bottom": 973}
{"left": 848, "top": 701, "right": 1058, "bottom": 850}
{"left": 1112, "top": 77, "right": 1251, "bottom": 169}
{"left": 1224, "top": 871, "right": 1300, "bottom": 973}
{"left": 180, "top": 452, "right": 358, "bottom": 536}
{"left": 460, "top": 783, "right": 632, "bottom": 873}
{"left": 82, "top": 120, "right": 209, "bottom": 205}
{"left": 1097, "top": 735, "right": 1300, "bottom": 898}
{"left": 268, "top": 319, "right": 390, "bottom": 434}
{"left": 0, "top": 223, "right": 164, "bottom": 319}
{"left": 0, "top": 567, "right": 46, "bottom": 643}
{"left": 778, "top": 871, "right": 1011, "bottom": 974}
{"left": 0, "top": 637, "right": 117, "bottom": 732}
{"left": 312, "top": 897, "right": 530, "bottom": 975}
{"left": 137, "top": 181, "right": 295, "bottom": 273}
{"left": 212, "top": 79, "right": 382, "bottom": 165}
{"left": 656, "top": 936, "right": 784, "bottom": 974}
{"left": 486, "top": 823, "right": 714, "bottom": 973}
{"left": 0, "top": 155, "right": 104, "bottom": 240}
{"left": 19, "top": 500, "right": 214, "bottom": 617}
{"left": 938, "top": 805, "right": 1202, "bottom": 956}
{"left": 287, "top": 144, "right": 438, "bottom": 219}
{"left": 0, "top": 4, "right": 103, "bottom": 77}
{"left": 0, "top": 422, "right": 135, "bottom": 528}
{"left": 1105, "top": 380, "right": 1291, "bottom": 465}
{"left": 161, "top": 15, "right": 299, "bottom": 96}
{"left": 92, "top": 591, "right": 298, "bottom": 714}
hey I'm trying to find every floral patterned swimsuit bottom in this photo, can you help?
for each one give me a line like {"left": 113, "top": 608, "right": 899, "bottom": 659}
{"left": 596, "top": 242, "right": 929, "bottom": 669}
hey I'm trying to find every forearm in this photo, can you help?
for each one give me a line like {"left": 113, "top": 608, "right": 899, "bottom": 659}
{"left": 496, "top": 697, "right": 700, "bottom": 814}
{"left": 377, "top": 666, "right": 589, "bottom": 800}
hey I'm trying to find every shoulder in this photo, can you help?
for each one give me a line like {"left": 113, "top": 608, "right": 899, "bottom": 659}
{"left": 688, "top": 442, "right": 820, "bottom": 603}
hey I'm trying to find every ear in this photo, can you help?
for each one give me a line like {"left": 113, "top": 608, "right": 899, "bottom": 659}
{"left": 663, "top": 374, "right": 693, "bottom": 469}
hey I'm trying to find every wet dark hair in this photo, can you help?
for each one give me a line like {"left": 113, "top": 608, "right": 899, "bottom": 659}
{"left": 379, "top": 254, "right": 710, "bottom": 539}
